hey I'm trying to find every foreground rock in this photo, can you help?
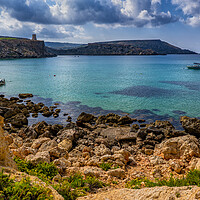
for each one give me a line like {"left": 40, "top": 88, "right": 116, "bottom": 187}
{"left": 181, "top": 116, "right": 200, "bottom": 137}
{"left": 0, "top": 116, "right": 16, "bottom": 168}
{"left": 78, "top": 186, "right": 200, "bottom": 200}
{"left": 154, "top": 135, "right": 200, "bottom": 160}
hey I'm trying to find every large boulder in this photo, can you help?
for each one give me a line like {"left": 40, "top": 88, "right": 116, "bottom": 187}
{"left": 99, "top": 127, "right": 130, "bottom": 147}
{"left": 77, "top": 187, "right": 200, "bottom": 200}
{"left": 154, "top": 135, "right": 200, "bottom": 160}
{"left": 10, "top": 113, "right": 28, "bottom": 128}
{"left": 58, "top": 139, "right": 72, "bottom": 152}
{"left": 0, "top": 116, "right": 17, "bottom": 168}
{"left": 77, "top": 112, "right": 96, "bottom": 124}
{"left": 180, "top": 116, "right": 200, "bottom": 137}
{"left": 118, "top": 116, "right": 133, "bottom": 125}
{"left": 26, "top": 151, "right": 50, "bottom": 164}
{"left": 107, "top": 168, "right": 126, "bottom": 179}
{"left": 33, "top": 121, "right": 48, "bottom": 136}
{"left": 19, "top": 93, "right": 33, "bottom": 99}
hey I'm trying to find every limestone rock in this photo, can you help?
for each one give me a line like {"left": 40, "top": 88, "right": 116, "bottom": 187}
{"left": 181, "top": 116, "right": 200, "bottom": 137}
{"left": 58, "top": 139, "right": 73, "bottom": 152}
{"left": 26, "top": 151, "right": 50, "bottom": 164}
{"left": 77, "top": 186, "right": 200, "bottom": 200}
{"left": 77, "top": 112, "right": 96, "bottom": 124}
{"left": 154, "top": 135, "right": 200, "bottom": 160}
{"left": 31, "top": 137, "right": 51, "bottom": 149}
{"left": 0, "top": 116, "right": 16, "bottom": 168}
{"left": 53, "top": 157, "right": 71, "bottom": 173}
{"left": 107, "top": 168, "right": 125, "bottom": 179}
{"left": 49, "top": 146, "right": 68, "bottom": 159}
{"left": 10, "top": 113, "right": 28, "bottom": 128}
{"left": 38, "top": 140, "right": 57, "bottom": 152}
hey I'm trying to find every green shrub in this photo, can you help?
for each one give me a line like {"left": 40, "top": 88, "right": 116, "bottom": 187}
{"left": 126, "top": 170, "right": 200, "bottom": 189}
{"left": 14, "top": 157, "right": 106, "bottom": 200}
{"left": 99, "top": 162, "right": 112, "bottom": 171}
{"left": 0, "top": 170, "right": 53, "bottom": 200}
{"left": 54, "top": 173, "right": 106, "bottom": 200}
{"left": 85, "top": 176, "right": 105, "bottom": 191}
{"left": 14, "top": 157, "right": 58, "bottom": 181}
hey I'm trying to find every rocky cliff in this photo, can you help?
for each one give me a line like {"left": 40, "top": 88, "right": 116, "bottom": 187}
{"left": 56, "top": 40, "right": 196, "bottom": 55}
{"left": 0, "top": 38, "right": 56, "bottom": 59}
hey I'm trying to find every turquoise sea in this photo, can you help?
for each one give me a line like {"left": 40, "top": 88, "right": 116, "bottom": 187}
{"left": 0, "top": 54, "right": 200, "bottom": 127}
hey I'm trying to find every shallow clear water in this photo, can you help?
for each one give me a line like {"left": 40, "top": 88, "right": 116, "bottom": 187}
{"left": 0, "top": 54, "right": 200, "bottom": 126}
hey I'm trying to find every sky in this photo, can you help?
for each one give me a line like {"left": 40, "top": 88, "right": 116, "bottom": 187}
{"left": 0, "top": 0, "right": 200, "bottom": 52}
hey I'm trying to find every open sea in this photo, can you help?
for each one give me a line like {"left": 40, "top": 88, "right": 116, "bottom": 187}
{"left": 0, "top": 54, "right": 200, "bottom": 128}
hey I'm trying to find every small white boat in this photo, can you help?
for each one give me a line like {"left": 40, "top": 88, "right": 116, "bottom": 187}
{"left": 0, "top": 79, "right": 5, "bottom": 85}
{"left": 187, "top": 63, "right": 200, "bottom": 69}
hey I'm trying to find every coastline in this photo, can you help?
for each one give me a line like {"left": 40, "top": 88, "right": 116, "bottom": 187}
{"left": 0, "top": 92, "right": 187, "bottom": 129}
{"left": 1, "top": 93, "right": 200, "bottom": 199}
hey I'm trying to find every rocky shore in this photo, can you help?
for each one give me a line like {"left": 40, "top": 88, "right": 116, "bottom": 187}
{"left": 1, "top": 93, "right": 200, "bottom": 199}
{"left": 0, "top": 38, "right": 56, "bottom": 59}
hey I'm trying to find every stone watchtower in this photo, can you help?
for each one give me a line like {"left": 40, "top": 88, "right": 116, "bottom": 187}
{"left": 32, "top": 34, "right": 37, "bottom": 40}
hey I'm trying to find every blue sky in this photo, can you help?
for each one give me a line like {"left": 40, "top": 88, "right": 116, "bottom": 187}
{"left": 0, "top": 0, "right": 200, "bottom": 52}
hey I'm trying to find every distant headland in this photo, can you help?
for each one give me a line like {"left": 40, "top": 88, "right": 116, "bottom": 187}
{"left": 0, "top": 36, "right": 197, "bottom": 59}
{"left": 46, "top": 39, "right": 197, "bottom": 56}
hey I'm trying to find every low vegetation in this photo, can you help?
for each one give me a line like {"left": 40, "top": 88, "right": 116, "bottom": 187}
{"left": 0, "top": 37, "right": 17, "bottom": 40}
{"left": 0, "top": 170, "right": 53, "bottom": 200}
{"left": 54, "top": 173, "right": 106, "bottom": 200}
{"left": 126, "top": 170, "right": 200, "bottom": 189}
{"left": 99, "top": 162, "right": 112, "bottom": 171}
{"left": 14, "top": 157, "right": 58, "bottom": 181}
{"left": 99, "top": 162, "right": 120, "bottom": 171}
{"left": 14, "top": 157, "right": 106, "bottom": 200}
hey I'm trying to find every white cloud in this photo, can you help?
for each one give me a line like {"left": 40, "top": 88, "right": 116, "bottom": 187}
{"left": 0, "top": 0, "right": 176, "bottom": 27}
{"left": 172, "top": 0, "right": 200, "bottom": 26}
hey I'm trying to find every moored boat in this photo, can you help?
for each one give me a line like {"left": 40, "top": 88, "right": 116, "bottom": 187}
{"left": 187, "top": 63, "right": 200, "bottom": 69}
{"left": 0, "top": 79, "right": 5, "bottom": 85}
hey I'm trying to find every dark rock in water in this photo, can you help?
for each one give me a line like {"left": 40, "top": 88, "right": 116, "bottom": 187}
{"left": 173, "top": 110, "right": 187, "bottom": 115}
{"left": 105, "top": 113, "right": 120, "bottom": 124}
{"left": 19, "top": 93, "right": 33, "bottom": 99}
{"left": 10, "top": 113, "right": 28, "bottom": 128}
{"left": 32, "top": 113, "right": 38, "bottom": 118}
{"left": 55, "top": 109, "right": 61, "bottom": 114}
{"left": 96, "top": 115, "right": 107, "bottom": 125}
{"left": 10, "top": 97, "right": 19, "bottom": 101}
{"left": 77, "top": 112, "right": 96, "bottom": 124}
{"left": 118, "top": 116, "right": 133, "bottom": 125}
{"left": 42, "top": 111, "right": 53, "bottom": 117}
{"left": 180, "top": 116, "right": 200, "bottom": 137}
{"left": 53, "top": 113, "right": 59, "bottom": 118}
{"left": 138, "top": 119, "right": 146, "bottom": 123}
{"left": 4, "top": 109, "right": 17, "bottom": 119}
{"left": 131, "top": 124, "right": 140, "bottom": 132}
{"left": 67, "top": 116, "right": 72, "bottom": 122}
{"left": 140, "top": 124, "right": 147, "bottom": 128}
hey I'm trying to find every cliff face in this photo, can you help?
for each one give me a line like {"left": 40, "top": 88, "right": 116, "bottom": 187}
{"left": 56, "top": 40, "right": 196, "bottom": 55}
{"left": 0, "top": 38, "right": 56, "bottom": 59}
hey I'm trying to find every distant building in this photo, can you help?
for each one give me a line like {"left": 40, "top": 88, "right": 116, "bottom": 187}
{"left": 32, "top": 34, "right": 37, "bottom": 40}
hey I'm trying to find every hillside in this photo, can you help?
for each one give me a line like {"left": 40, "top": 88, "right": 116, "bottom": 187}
{"left": 0, "top": 37, "right": 56, "bottom": 59}
{"left": 45, "top": 42, "right": 85, "bottom": 50}
{"left": 55, "top": 40, "right": 196, "bottom": 55}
